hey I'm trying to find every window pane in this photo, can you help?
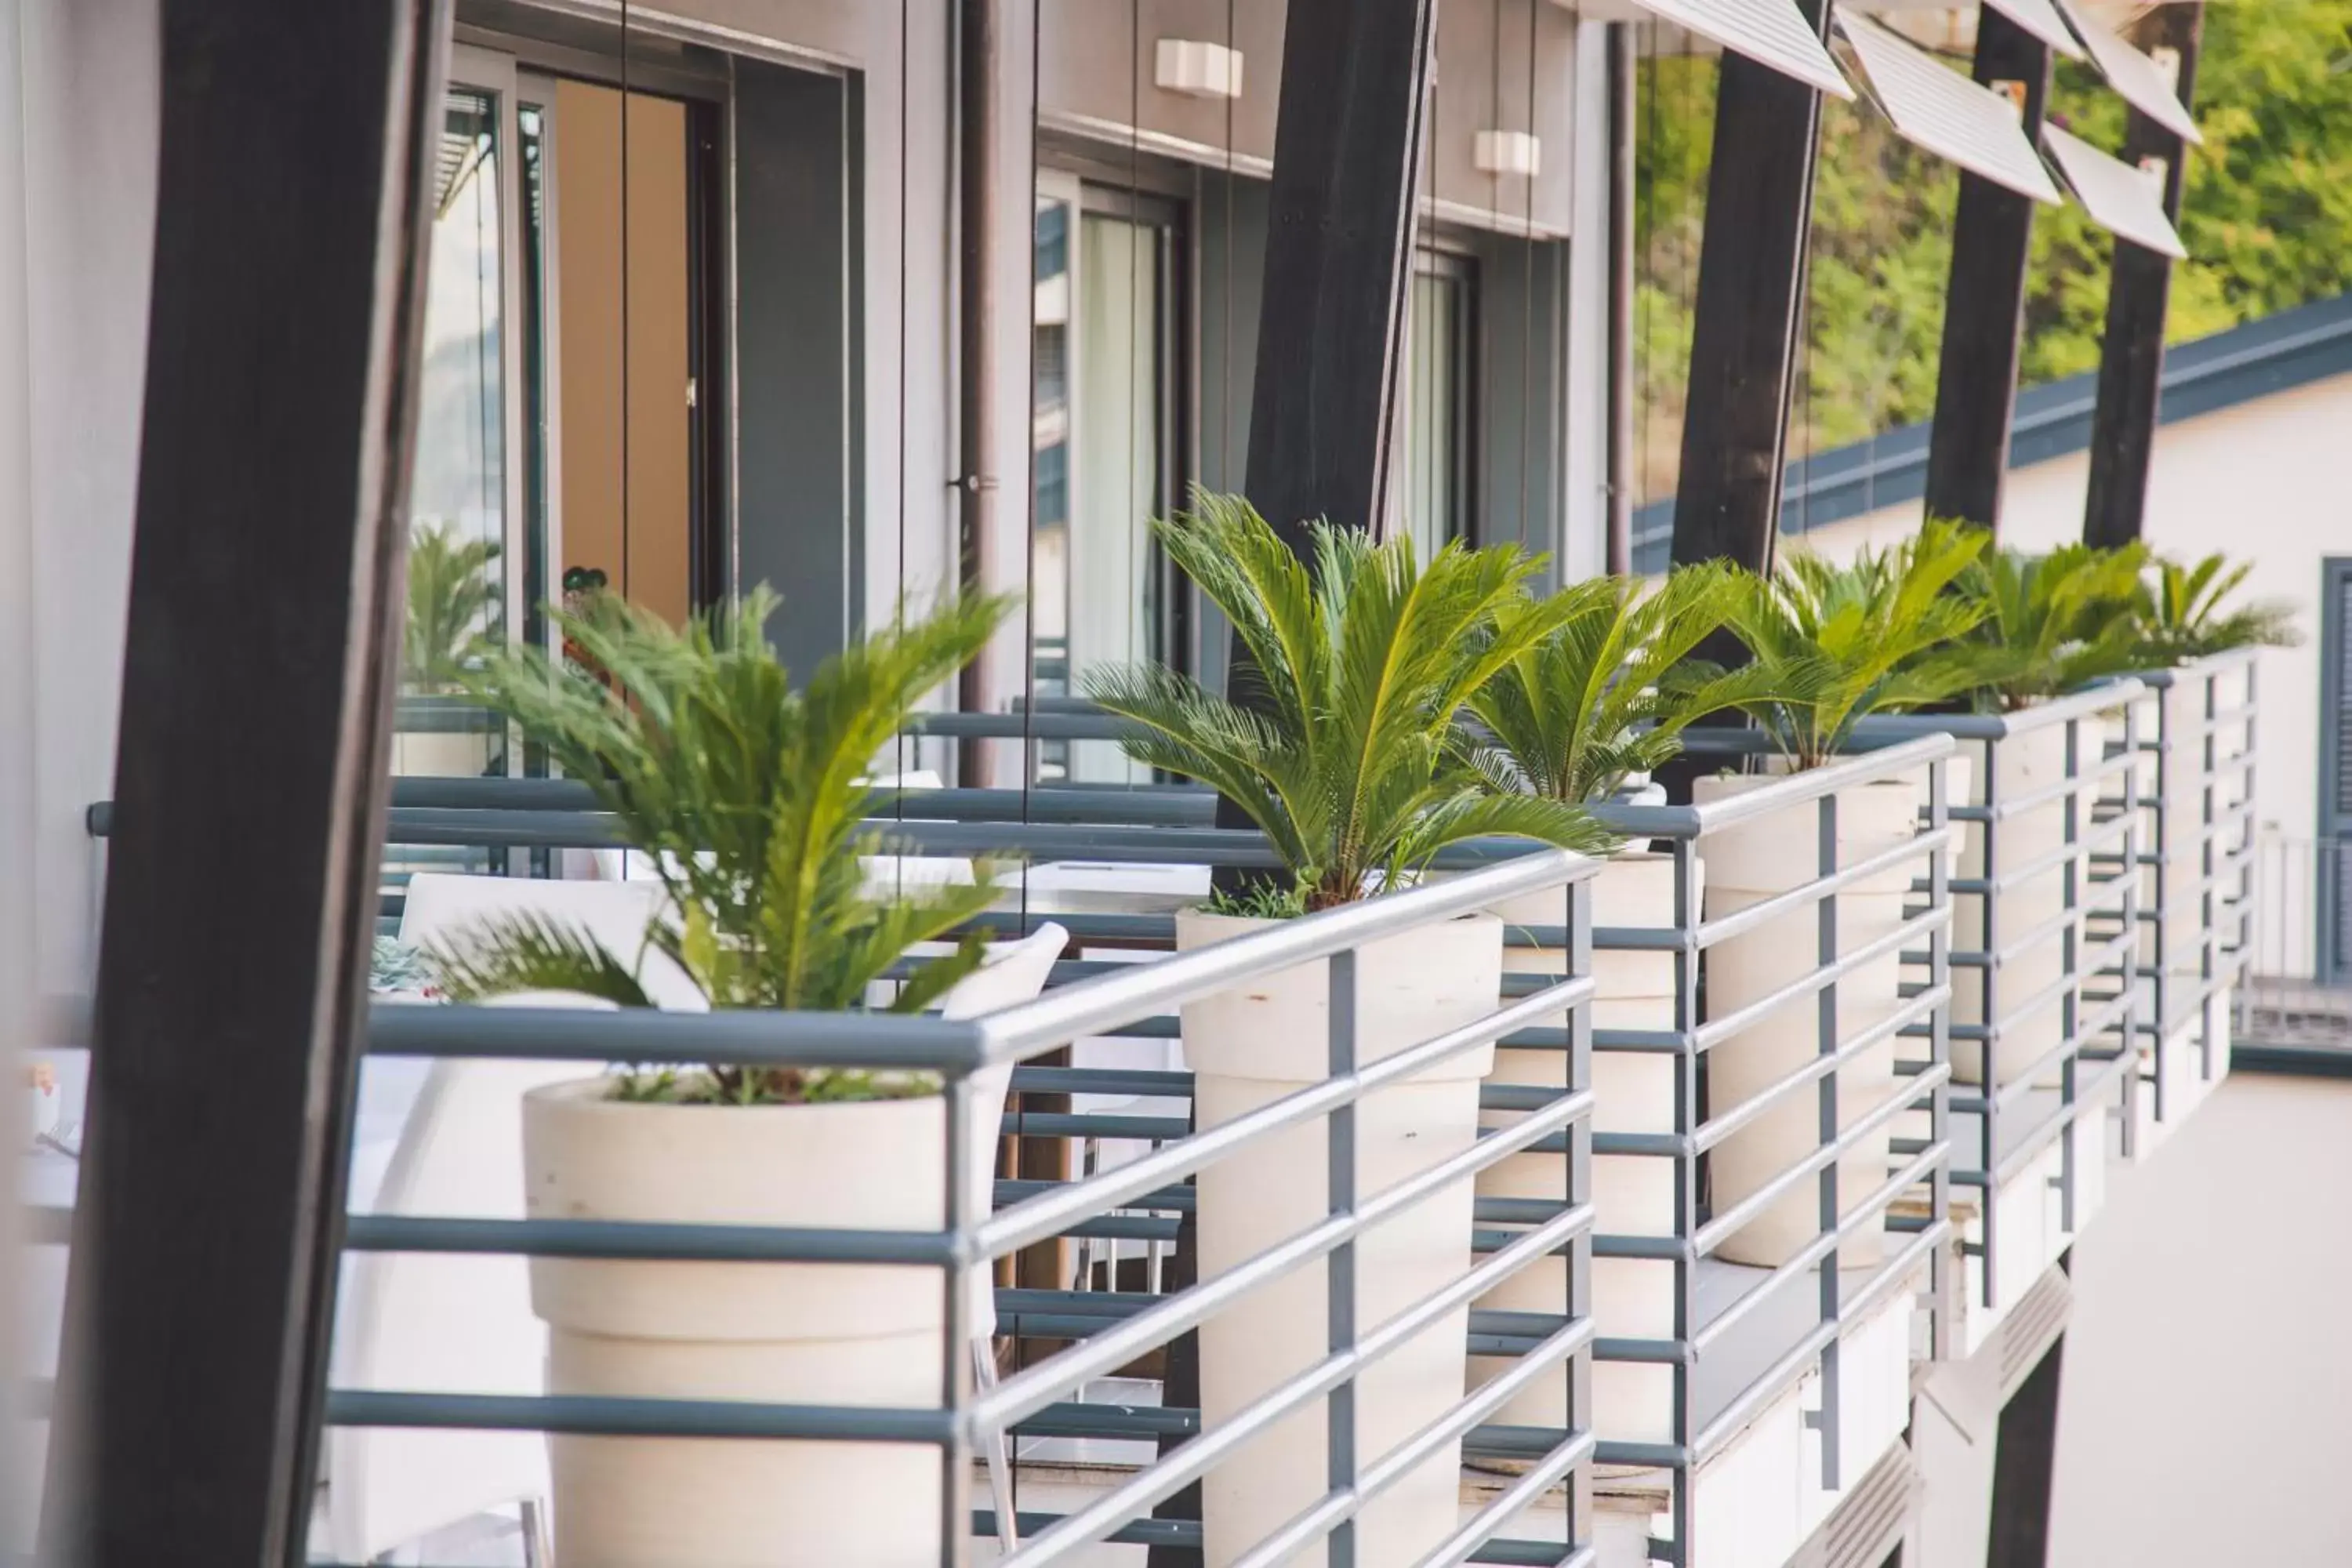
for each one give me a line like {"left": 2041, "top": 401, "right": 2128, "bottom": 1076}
{"left": 1399, "top": 267, "right": 1465, "bottom": 559}
{"left": 398, "top": 86, "right": 507, "bottom": 785}
{"left": 1031, "top": 194, "right": 1074, "bottom": 779}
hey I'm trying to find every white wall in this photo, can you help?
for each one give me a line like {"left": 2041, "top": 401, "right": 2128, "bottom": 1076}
{"left": 2051, "top": 1073, "right": 2352, "bottom": 1565}
{"left": 5, "top": 0, "right": 158, "bottom": 1009}
{"left": 1788, "top": 371, "right": 2352, "bottom": 979}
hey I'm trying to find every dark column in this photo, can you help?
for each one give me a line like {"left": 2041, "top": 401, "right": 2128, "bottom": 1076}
{"left": 956, "top": 0, "right": 1007, "bottom": 780}
{"left": 2084, "top": 3, "right": 2204, "bottom": 548}
{"left": 38, "top": 2, "right": 447, "bottom": 1563}
{"left": 1239, "top": 0, "right": 1436, "bottom": 548}
{"left": 1606, "top": 20, "right": 1639, "bottom": 576}
{"left": 1667, "top": 0, "right": 1834, "bottom": 574}
{"left": 1922, "top": 9, "right": 2053, "bottom": 533}
{"left": 1986, "top": 1335, "right": 2067, "bottom": 1568}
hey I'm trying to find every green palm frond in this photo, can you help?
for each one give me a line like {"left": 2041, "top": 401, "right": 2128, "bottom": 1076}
{"left": 1082, "top": 494, "right": 1613, "bottom": 908}
{"left": 1722, "top": 519, "right": 1991, "bottom": 768}
{"left": 1908, "top": 532, "right": 2148, "bottom": 711}
{"left": 429, "top": 911, "right": 657, "bottom": 1010}
{"left": 452, "top": 585, "right": 1021, "bottom": 1102}
{"left": 2134, "top": 551, "right": 2299, "bottom": 662}
{"left": 402, "top": 520, "right": 503, "bottom": 692}
{"left": 1468, "top": 561, "right": 1771, "bottom": 802}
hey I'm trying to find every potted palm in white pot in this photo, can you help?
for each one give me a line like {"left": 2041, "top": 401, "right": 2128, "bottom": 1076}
{"left": 1704, "top": 521, "right": 1987, "bottom": 1268}
{"left": 1458, "top": 562, "right": 1762, "bottom": 1442}
{"left": 2127, "top": 552, "right": 2296, "bottom": 975}
{"left": 1925, "top": 538, "right": 2147, "bottom": 1087}
{"left": 434, "top": 586, "right": 1042, "bottom": 1568}
{"left": 1083, "top": 494, "right": 1610, "bottom": 1568}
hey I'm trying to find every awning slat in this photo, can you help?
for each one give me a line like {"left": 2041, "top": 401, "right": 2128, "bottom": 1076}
{"left": 2042, "top": 122, "right": 2187, "bottom": 259}
{"left": 2053, "top": 0, "right": 2203, "bottom": 145}
{"left": 1835, "top": 13, "right": 2063, "bottom": 205}
{"left": 1620, "top": 0, "right": 1854, "bottom": 100}
{"left": 1980, "top": 0, "right": 2089, "bottom": 61}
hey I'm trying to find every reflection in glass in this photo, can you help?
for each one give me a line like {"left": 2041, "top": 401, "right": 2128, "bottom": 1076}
{"left": 1398, "top": 262, "right": 1470, "bottom": 561}
{"left": 399, "top": 87, "right": 506, "bottom": 781}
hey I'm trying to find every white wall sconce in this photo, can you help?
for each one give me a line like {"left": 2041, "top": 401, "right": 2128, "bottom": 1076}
{"left": 1473, "top": 129, "right": 1542, "bottom": 178}
{"left": 1155, "top": 39, "right": 1244, "bottom": 100}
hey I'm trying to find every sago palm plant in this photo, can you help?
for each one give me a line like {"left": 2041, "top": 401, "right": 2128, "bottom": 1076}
{"left": 2132, "top": 551, "right": 2298, "bottom": 662}
{"left": 1466, "top": 561, "right": 1771, "bottom": 804}
{"left": 1080, "top": 493, "right": 1615, "bottom": 913}
{"left": 1927, "top": 535, "right": 2150, "bottom": 712}
{"left": 430, "top": 586, "right": 1020, "bottom": 1104}
{"left": 1722, "top": 518, "right": 1991, "bottom": 770}
{"left": 402, "top": 519, "right": 503, "bottom": 692}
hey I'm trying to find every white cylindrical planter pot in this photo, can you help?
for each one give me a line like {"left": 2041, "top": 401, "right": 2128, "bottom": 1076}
{"left": 522, "top": 1083, "right": 950, "bottom": 1567}
{"left": 1179, "top": 908, "right": 1503, "bottom": 1568}
{"left": 1467, "top": 851, "right": 1688, "bottom": 1443}
{"left": 1952, "top": 720, "right": 2100, "bottom": 1087}
{"left": 1694, "top": 772, "right": 1920, "bottom": 1269}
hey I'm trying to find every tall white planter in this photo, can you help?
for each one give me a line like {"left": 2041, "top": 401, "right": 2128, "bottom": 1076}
{"left": 1467, "top": 851, "right": 1688, "bottom": 1443}
{"left": 1952, "top": 720, "right": 2102, "bottom": 1087}
{"left": 518, "top": 930, "right": 1062, "bottom": 1568}
{"left": 524, "top": 1086, "right": 951, "bottom": 1567}
{"left": 1179, "top": 908, "right": 1503, "bottom": 1568}
{"left": 1695, "top": 773, "right": 1921, "bottom": 1269}
{"left": 391, "top": 728, "right": 492, "bottom": 779}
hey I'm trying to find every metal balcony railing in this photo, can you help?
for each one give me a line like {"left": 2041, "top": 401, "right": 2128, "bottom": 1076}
{"left": 27, "top": 851, "right": 1609, "bottom": 1567}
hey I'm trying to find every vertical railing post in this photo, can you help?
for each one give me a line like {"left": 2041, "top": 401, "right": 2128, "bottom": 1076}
{"left": 2057, "top": 718, "right": 2082, "bottom": 1237}
{"left": 1981, "top": 735, "right": 2004, "bottom": 1309}
{"left": 1670, "top": 835, "right": 1701, "bottom": 1563}
{"left": 2200, "top": 665, "right": 2220, "bottom": 1080}
{"left": 1813, "top": 790, "right": 1842, "bottom": 1491}
{"left": 943, "top": 1065, "right": 978, "bottom": 1563}
{"left": 1327, "top": 946, "right": 1360, "bottom": 1567}
{"left": 2148, "top": 681, "right": 2172, "bottom": 1124}
{"left": 1564, "top": 872, "right": 1598, "bottom": 1550}
{"left": 1927, "top": 753, "right": 1953, "bottom": 1363}
{"left": 2116, "top": 696, "right": 2143, "bottom": 1160}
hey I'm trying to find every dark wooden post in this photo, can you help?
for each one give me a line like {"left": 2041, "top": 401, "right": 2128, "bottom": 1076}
{"left": 1986, "top": 1335, "right": 2067, "bottom": 1568}
{"left": 1167, "top": 5, "right": 1436, "bottom": 1555}
{"left": 38, "top": 2, "right": 447, "bottom": 1562}
{"left": 2084, "top": 3, "right": 2204, "bottom": 548}
{"left": 1922, "top": 9, "right": 2054, "bottom": 533}
{"left": 1667, "top": 0, "right": 1835, "bottom": 575}
{"left": 1239, "top": 0, "right": 1436, "bottom": 549}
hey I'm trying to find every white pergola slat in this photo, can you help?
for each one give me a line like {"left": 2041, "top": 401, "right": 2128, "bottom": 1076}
{"left": 1613, "top": 0, "right": 1856, "bottom": 100}
{"left": 1836, "top": 13, "right": 2063, "bottom": 203}
{"left": 2053, "top": 0, "right": 2203, "bottom": 144}
{"left": 2043, "top": 122, "right": 2188, "bottom": 257}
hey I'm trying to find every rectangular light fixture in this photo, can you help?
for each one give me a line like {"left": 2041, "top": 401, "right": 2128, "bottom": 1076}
{"left": 1474, "top": 129, "right": 1543, "bottom": 178}
{"left": 1155, "top": 38, "right": 1244, "bottom": 101}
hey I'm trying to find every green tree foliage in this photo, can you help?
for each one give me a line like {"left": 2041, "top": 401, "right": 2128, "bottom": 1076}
{"left": 1632, "top": 3, "right": 2352, "bottom": 497}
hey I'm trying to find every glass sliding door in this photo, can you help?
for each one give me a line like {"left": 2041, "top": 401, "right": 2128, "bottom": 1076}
{"left": 397, "top": 49, "right": 527, "bottom": 789}
{"left": 1031, "top": 175, "right": 1183, "bottom": 783}
{"left": 1395, "top": 249, "right": 1477, "bottom": 558}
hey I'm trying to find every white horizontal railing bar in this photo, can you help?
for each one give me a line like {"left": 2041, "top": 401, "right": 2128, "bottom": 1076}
{"left": 1689, "top": 1221, "right": 1946, "bottom": 1462}
{"left": 975, "top": 1076, "right": 1598, "bottom": 1433}
{"left": 1694, "top": 1062, "right": 1952, "bottom": 1256}
{"left": 975, "top": 973, "right": 1596, "bottom": 1260}
{"left": 1679, "top": 736, "right": 1958, "bottom": 833}
{"left": 1851, "top": 679, "right": 2144, "bottom": 742}
{"left": 994, "top": 1214, "right": 1600, "bottom": 1566}
{"left": 1421, "top": 1424, "right": 1603, "bottom": 1568}
{"left": 1693, "top": 983, "right": 1950, "bottom": 1156}
{"left": 976, "top": 851, "right": 1596, "bottom": 1063}
{"left": 1692, "top": 1140, "right": 1950, "bottom": 1356}
{"left": 1694, "top": 826, "right": 1957, "bottom": 956}
{"left": 1695, "top": 904, "right": 1953, "bottom": 1054}
{"left": 1225, "top": 1302, "right": 1600, "bottom": 1568}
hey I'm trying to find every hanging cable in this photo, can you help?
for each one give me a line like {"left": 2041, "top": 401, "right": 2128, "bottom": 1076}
{"left": 619, "top": 0, "right": 632, "bottom": 606}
